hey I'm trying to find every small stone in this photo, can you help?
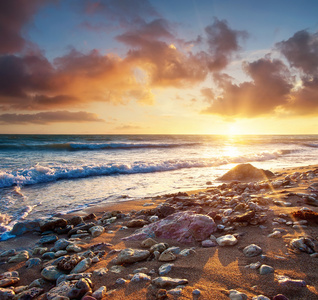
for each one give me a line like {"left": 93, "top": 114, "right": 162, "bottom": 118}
{"left": 133, "top": 267, "right": 148, "bottom": 274}
{"left": 216, "top": 234, "right": 238, "bottom": 246}
{"left": 53, "top": 239, "right": 71, "bottom": 251}
{"left": 115, "top": 248, "right": 150, "bottom": 264}
{"left": 179, "top": 248, "right": 196, "bottom": 256}
{"left": 229, "top": 289, "right": 247, "bottom": 300}
{"left": 131, "top": 273, "right": 151, "bottom": 282}
{"left": 42, "top": 252, "right": 56, "bottom": 260}
{"left": 57, "top": 254, "right": 82, "bottom": 271}
{"left": 41, "top": 266, "right": 65, "bottom": 281}
{"left": 38, "top": 235, "right": 58, "bottom": 245}
{"left": 0, "top": 277, "right": 19, "bottom": 288}
{"left": 92, "top": 286, "right": 107, "bottom": 300}
{"left": 245, "top": 261, "right": 261, "bottom": 269}
{"left": 70, "top": 258, "right": 91, "bottom": 273}
{"left": 159, "top": 263, "right": 174, "bottom": 276}
{"left": 166, "top": 246, "right": 181, "bottom": 255}
{"left": 55, "top": 250, "right": 68, "bottom": 258}
{"left": 158, "top": 250, "right": 176, "bottom": 262}
{"left": 46, "top": 281, "right": 75, "bottom": 300}
{"left": 13, "top": 287, "right": 43, "bottom": 300}
{"left": 243, "top": 244, "right": 262, "bottom": 257}
{"left": 91, "top": 256, "right": 99, "bottom": 263}
{"left": 0, "top": 287, "right": 15, "bottom": 299}
{"left": 150, "top": 243, "right": 168, "bottom": 253}
{"left": 259, "top": 264, "right": 274, "bottom": 275}
{"left": 268, "top": 231, "right": 282, "bottom": 238}
{"left": 193, "top": 289, "right": 201, "bottom": 295}
{"left": 141, "top": 238, "right": 158, "bottom": 248}
{"left": 29, "top": 278, "right": 46, "bottom": 288}
{"left": 149, "top": 216, "right": 159, "bottom": 223}
{"left": 25, "top": 258, "right": 41, "bottom": 268}
{"left": 276, "top": 275, "right": 306, "bottom": 287}
{"left": 66, "top": 244, "right": 82, "bottom": 252}
{"left": 88, "top": 225, "right": 105, "bottom": 237}
{"left": 0, "top": 249, "right": 16, "bottom": 257}
{"left": 8, "top": 251, "right": 29, "bottom": 263}
{"left": 252, "top": 296, "right": 270, "bottom": 300}
{"left": 33, "top": 247, "right": 48, "bottom": 255}
{"left": 152, "top": 277, "right": 188, "bottom": 288}
{"left": 115, "top": 278, "right": 127, "bottom": 285}
{"left": 273, "top": 294, "right": 289, "bottom": 300}
{"left": 93, "top": 268, "right": 108, "bottom": 276}
{"left": 109, "top": 265, "right": 125, "bottom": 273}
{"left": 202, "top": 239, "right": 217, "bottom": 247}
{"left": 168, "top": 288, "right": 182, "bottom": 295}
{"left": 126, "top": 219, "right": 148, "bottom": 228}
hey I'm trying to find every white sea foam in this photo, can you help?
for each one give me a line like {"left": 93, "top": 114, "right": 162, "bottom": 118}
{"left": 0, "top": 150, "right": 289, "bottom": 188}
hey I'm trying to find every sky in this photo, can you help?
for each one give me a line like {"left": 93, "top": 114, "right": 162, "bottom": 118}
{"left": 0, "top": 0, "right": 318, "bottom": 135}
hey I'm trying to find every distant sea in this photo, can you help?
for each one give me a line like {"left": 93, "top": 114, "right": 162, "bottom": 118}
{"left": 1, "top": 134, "right": 318, "bottom": 240}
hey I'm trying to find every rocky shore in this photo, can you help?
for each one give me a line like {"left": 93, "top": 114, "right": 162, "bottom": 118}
{"left": 0, "top": 163, "right": 318, "bottom": 299}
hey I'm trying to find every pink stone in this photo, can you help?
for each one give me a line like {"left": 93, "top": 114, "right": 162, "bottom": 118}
{"left": 123, "top": 212, "right": 216, "bottom": 243}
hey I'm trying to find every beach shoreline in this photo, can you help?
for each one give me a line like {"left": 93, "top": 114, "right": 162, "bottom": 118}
{"left": 1, "top": 163, "right": 318, "bottom": 299}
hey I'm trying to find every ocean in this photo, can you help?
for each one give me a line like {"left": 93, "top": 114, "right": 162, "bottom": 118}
{"left": 1, "top": 134, "right": 318, "bottom": 240}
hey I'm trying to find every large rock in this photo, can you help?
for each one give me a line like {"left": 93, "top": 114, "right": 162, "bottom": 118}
{"left": 39, "top": 218, "right": 67, "bottom": 232}
{"left": 10, "top": 220, "right": 40, "bottom": 236}
{"left": 290, "top": 237, "right": 316, "bottom": 254}
{"left": 219, "top": 163, "right": 274, "bottom": 181}
{"left": 115, "top": 248, "right": 150, "bottom": 264}
{"left": 123, "top": 211, "right": 217, "bottom": 243}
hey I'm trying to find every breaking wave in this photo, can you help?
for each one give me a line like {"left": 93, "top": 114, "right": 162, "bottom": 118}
{"left": 0, "top": 150, "right": 291, "bottom": 189}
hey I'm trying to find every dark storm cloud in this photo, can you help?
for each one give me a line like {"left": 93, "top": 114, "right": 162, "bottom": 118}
{"left": 0, "top": 111, "right": 105, "bottom": 125}
{"left": 202, "top": 58, "right": 293, "bottom": 117}
{"left": 0, "top": 0, "right": 47, "bottom": 54}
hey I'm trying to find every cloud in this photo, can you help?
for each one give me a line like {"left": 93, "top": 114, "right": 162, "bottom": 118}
{"left": 0, "top": 0, "right": 47, "bottom": 54}
{"left": 0, "top": 48, "right": 154, "bottom": 110}
{"left": 276, "top": 30, "right": 318, "bottom": 77}
{"left": 202, "top": 57, "right": 293, "bottom": 117}
{"left": 0, "top": 111, "right": 105, "bottom": 125}
{"left": 204, "top": 18, "right": 248, "bottom": 71}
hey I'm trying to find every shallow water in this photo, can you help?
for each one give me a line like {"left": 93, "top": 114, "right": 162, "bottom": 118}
{"left": 1, "top": 134, "right": 318, "bottom": 239}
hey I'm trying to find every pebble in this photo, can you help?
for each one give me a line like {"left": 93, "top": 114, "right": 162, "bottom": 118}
{"left": 179, "top": 248, "right": 196, "bottom": 256}
{"left": 159, "top": 263, "right": 174, "bottom": 275}
{"left": 167, "top": 288, "right": 182, "bottom": 295}
{"left": 25, "top": 258, "right": 41, "bottom": 268}
{"left": 152, "top": 277, "right": 188, "bottom": 288}
{"left": 252, "top": 296, "right": 270, "bottom": 300}
{"left": 243, "top": 244, "right": 262, "bottom": 257}
{"left": 38, "top": 235, "right": 58, "bottom": 245}
{"left": 13, "top": 287, "right": 44, "bottom": 299}
{"left": 133, "top": 267, "right": 148, "bottom": 274}
{"left": 229, "top": 289, "right": 247, "bottom": 300}
{"left": 158, "top": 250, "right": 176, "bottom": 262}
{"left": 8, "top": 251, "right": 29, "bottom": 263}
{"left": 130, "top": 273, "right": 151, "bottom": 282}
{"left": 0, "top": 277, "right": 20, "bottom": 288}
{"left": 92, "top": 286, "right": 107, "bottom": 300}
{"left": 150, "top": 243, "right": 168, "bottom": 253}
{"left": 193, "top": 289, "right": 201, "bottom": 295}
{"left": 93, "top": 268, "right": 108, "bottom": 276}
{"left": 88, "top": 225, "right": 105, "bottom": 237}
{"left": 141, "top": 238, "right": 158, "bottom": 248}
{"left": 267, "top": 231, "right": 282, "bottom": 238}
{"left": 53, "top": 239, "right": 71, "bottom": 251}
{"left": 116, "top": 278, "right": 128, "bottom": 285}
{"left": 115, "top": 248, "right": 150, "bottom": 264}
{"left": 0, "top": 249, "right": 16, "bottom": 257}
{"left": 259, "top": 264, "right": 274, "bottom": 275}
{"left": 276, "top": 275, "right": 306, "bottom": 287}
{"left": 245, "top": 261, "right": 261, "bottom": 269}
{"left": 70, "top": 257, "right": 91, "bottom": 273}
{"left": 202, "top": 239, "right": 217, "bottom": 247}
{"left": 41, "top": 266, "right": 65, "bottom": 281}
{"left": 216, "top": 234, "right": 238, "bottom": 246}
{"left": 109, "top": 265, "right": 125, "bottom": 273}
{"left": 0, "top": 287, "right": 15, "bottom": 299}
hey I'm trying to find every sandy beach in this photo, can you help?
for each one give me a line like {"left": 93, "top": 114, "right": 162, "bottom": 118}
{"left": 1, "top": 164, "right": 318, "bottom": 300}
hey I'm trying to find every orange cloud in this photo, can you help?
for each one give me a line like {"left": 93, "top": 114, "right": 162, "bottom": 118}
{"left": 202, "top": 58, "right": 293, "bottom": 117}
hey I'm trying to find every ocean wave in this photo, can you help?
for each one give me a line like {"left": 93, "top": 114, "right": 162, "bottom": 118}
{"left": 0, "top": 150, "right": 290, "bottom": 189}
{"left": 0, "top": 142, "right": 201, "bottom": 151}
{"left": 302, "top": 143, "right": 318, "bottom": 148}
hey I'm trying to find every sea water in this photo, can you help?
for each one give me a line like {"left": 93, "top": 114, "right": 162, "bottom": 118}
{"left": 1, "top": 134, "right": 318, "bottom": 240}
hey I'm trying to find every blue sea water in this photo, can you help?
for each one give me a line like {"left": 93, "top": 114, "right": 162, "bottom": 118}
{"left": 1, "top": 134, "right": 318, "bottom": 240}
